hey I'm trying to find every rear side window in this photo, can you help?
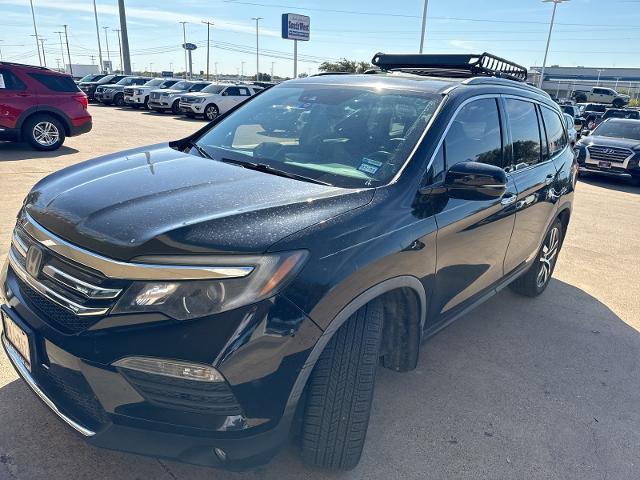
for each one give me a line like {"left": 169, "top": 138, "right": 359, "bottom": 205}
{"left": 444, "top": 98, "right": 504, "bottom": 168}
{"left": 29, "top": 73, "right": 79, "bottom": 92}
{"left": 0, "top": 69, "right": 27, "bottom": 91}
{"left": 504, "top": 99, "right": 541, "bottom": 168}
{"left": 224, "top": 87, "right": 241, "bottom": 96}
{"left": 541, "top": 107, "right": 567, "bottom": 156}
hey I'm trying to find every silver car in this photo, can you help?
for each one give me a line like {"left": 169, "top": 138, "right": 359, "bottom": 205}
{"left": 147, "top": 81, "right": 211, "bottom": 114}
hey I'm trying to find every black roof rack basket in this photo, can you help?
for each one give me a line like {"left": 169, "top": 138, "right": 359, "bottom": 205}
{"left": 371, "top": 52, "right": 528, "bottom": 82}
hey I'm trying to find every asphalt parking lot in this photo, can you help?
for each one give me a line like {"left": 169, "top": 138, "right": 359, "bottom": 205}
{"left": 1, "top": 105, "right": 639, "bottom": 480}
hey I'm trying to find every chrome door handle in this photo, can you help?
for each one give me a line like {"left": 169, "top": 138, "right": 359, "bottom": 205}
{"left": 501, "top": 195, "right": 517, "bottom": 206}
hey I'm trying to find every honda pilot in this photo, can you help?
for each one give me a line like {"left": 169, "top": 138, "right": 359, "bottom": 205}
{"left": 1, "top": 53, "right": 575, "bottom": 471}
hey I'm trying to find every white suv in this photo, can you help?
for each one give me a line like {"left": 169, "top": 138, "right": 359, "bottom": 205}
{"left": 179, "top": 84, "right": 261, "bottom": 120}
{"left": 148, "top": 80, "right": 211, "bottom": 114}
{"left": 123, "top": 78, "right": 180, "bottom": 109}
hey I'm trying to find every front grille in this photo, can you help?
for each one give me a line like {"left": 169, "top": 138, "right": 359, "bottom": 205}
{"left": 9, "top": 225, "right": 125, "bottom": 334}
{"left": 120, "top": 368, "right": 243, "bottom": 416}
{"left": 587, "top": 145, "right": 633, "bottom": 163}
{"left": 150, "top": 92, "right": 160, "bottom": 100}
{"left": 124, "top": 87, "right": 134, "bottom": 96}
{"left": 40, "top": 366, "right": 110, "bottom": 428}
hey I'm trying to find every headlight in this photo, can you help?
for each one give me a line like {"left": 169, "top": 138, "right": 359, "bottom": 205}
{"left": 195, "top": 97, "right": 206, "bottom": 103}
{"left": 112, "top": 251, "right": 308, "bottom": 320}
{"left": 136, "top": 89, "right": 144, "bottom": 94}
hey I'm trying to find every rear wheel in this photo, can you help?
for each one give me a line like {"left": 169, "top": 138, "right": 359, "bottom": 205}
{"left": 300, "top": 300, "right": 384, "bottom": 470}
{"left": 612, "top": 99, "right": 624, "bottom": 108}
{"left": 113, "top": 93, "right": 125, "bottom": 107}
{"left": 510, "top": 218, "right": 564, "bottom": 297}
{"left": 23, "top": 114, "right": 66, "bottom": 151}
{"left": 204, "top": 104, "right": 219, "bottom": 121}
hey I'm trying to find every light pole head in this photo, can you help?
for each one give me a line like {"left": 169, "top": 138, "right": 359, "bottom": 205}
{"left": 543, "top": 0, "right": 569, "bottom": 3}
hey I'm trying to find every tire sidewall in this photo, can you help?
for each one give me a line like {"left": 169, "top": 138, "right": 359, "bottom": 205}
{"left": 24, "top": 115, "right": 66, "bottom": 151}
{"left": 534, "top": 218, "right": 564, "bottom": 294}
{"left": 205, "top": 104, "right": 219, "bottom": 121}
{"left": 114, "top": 93, "right": 125, "bottom": 107}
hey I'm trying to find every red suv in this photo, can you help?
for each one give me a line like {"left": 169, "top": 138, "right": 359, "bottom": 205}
{"left": 0, "top": 62, "right": 92, "bottom": 151}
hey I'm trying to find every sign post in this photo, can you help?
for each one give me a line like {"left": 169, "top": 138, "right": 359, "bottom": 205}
{"left": 281, "top": 13, "right": 310, "bottom": 78}
{"left": 182, "top": 43, "right": 197, "bottom": 80}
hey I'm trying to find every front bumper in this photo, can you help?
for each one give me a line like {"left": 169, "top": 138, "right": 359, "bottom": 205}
{"left": 95, "top": 91, "right": 116, "bottom": 103}
{"left": 1, "top": 254, "right": 321, "bottom": 468}
{"left": 179, "top": 102, "right": 205, "bottom": 114}
{"left": 124, "top": 93, "right": 146, "bottom": 105}
{"left": 148, "top": 98, "right": 171, "bottom": 110}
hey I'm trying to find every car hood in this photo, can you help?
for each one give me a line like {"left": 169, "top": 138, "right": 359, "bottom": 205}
{"left": 182, "top": 92, "right": 210, "bottom": 99}
{"left": 580, "top": 136, "right": 640, "bottom": 149}
{"left": 153, "top": 89, "right": 187, "bottom": 95}
{"left": 24, "top": 144, "right": 374, "bottom": 261}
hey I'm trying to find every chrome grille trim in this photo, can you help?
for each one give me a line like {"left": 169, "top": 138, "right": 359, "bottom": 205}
{"left": 20, "top": 213, "right": 254, "bottom": 280}
{"left": 11, "top": 231, "right": 27, "bottom": 257}
{"left": 8, "top": 249, "right": 110, "bottom": 316}
{"left": 586, "top": 145, "right": 633, "bottom": 163}
{"left": 41, "top": 265, "right": 122, "bottom": 300}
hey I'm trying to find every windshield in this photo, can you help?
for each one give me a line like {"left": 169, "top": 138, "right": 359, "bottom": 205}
{"left": 116, "top": 77, "right": 136, "bottom": 86}
{"left": 144, "top": 79, "right": 164, "bottom": 87}
{"left": 79, "top": 74, "right": 104, "bottom": 83}
{"left": 97, "top": 75, "right": 116, "bottom": 84}
{"left": 592, "top": 121, "right": 640, "bottom": 141}
{"left": 201, "top": 84, "right": 226, "bottom": 94}
{"left": 169, "top": 81, "right": 191, "bottom": 90}
{"left": 194, "top": 84, "right": 441, "bottom": 188}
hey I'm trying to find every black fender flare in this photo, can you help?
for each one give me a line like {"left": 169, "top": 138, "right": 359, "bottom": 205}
{"left": 16, "top": 106, "right": 72, "bottom": 135}
{"left": 283, "top": 275, "right": 427, "bottom": 418}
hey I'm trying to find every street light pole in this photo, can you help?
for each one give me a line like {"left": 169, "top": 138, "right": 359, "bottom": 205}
{"left": 251, "top": 17, "right": 263, "bottom": 81}
{"left": 596, "top": 68, "right": 604, "bottom": 86}
{"left": 114, "top": 29, "right": 123, "bottom": 73}
{"left": 29, "top": 0, "right": 42, "bottom": 66}
{"left": 241, "top": 61, "right": 245, "bottom": 81}
{"left": 92, "top": 0, "right": 104, "bottom": 73}
{"left": 102, "top": 26, "right": 111, "bottom": 71}
{"left": 179, "top": 21, "right": 188, "bottom": 79}
{"left": 63, "top": 25, "right": 73, "bottom": 76}
{"left": 54, "top": 31, "right": 66, "bottom": 72}
{"left": 38, "top": 37, "right": 47, "bottom": 67}
{"left": 538, "top": 0, "right": 568, "bottom": 90}
{"left": 419, "top": 0, "right": 429, "bottom": 53}
{"left": 202, "top": 20, "right": 214, "bottom": 81}
{"left": 271, "top": 61, "right": 275, "bottom": 81}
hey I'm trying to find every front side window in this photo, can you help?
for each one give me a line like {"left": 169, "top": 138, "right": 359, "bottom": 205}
{"left": 224, "top": 87, "right": 241, "bottom": 96}
{"left": 505, "top": 99, "right": 541, "bottom": 168}
{"left": 541, "top": 107, "right": 567, "bottom": 157}
{"left": 170, "top": 81, "right": 191, "bottom": 90}
{"left": 189, "top": 83, "right": 208, "bottom": 92}
{"left": 193, "top": 84, "right": 441, "bottom": 188}
{"left": 444, "top": 98, "right": 504, "bottom": 168}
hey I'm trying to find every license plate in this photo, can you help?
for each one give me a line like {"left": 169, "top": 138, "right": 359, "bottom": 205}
{"left": 598, "top": 161, "right": 612, "bottom": 169}
{"left": 2, "top": 312, "right": 31, "bottom": 371}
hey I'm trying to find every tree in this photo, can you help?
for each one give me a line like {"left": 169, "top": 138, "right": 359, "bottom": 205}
{"left": 298, "top": 72, "right": 309, "bottom": 78}
{"left": 318, "top": 58, "right": 373, "bottom": 74}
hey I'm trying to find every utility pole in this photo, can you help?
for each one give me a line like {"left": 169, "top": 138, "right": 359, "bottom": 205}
{"left": 241, "top": 61, "right": 245, "bottom": 81}
{"left": 271, "top": 61, "right": 275, "bottom": 81}
{"left": 538, "top": 0, "right": 568, "bottom": 89}
{"left": 419, "top": 0, "right": 429, "bottom": 53}
{"left": 114, "top": 28, "right": 123, "bottom": 73}
{"left": 92, "top": 0, "right": 104, "bottom": 73}
{"left": 251, "top": 17, "right": 262, "bottom": 81}
{"left": 63, "top": 25, "right": 73, "bottom": 76}
{"left": 102, "top": 26, "right": 111, "bottom": 70}
{"left": 202, "top": 20, "right": 214, "bottom": 81}
{"left": 54, "top": 31, "right": 66, "bottom": 72}
{"left": 214, "top": 62, "right": 219, "bottom": 82}
{"left": 596, "top": 68, "right": 605, "bottom": 86}
{"left": 179, "top": 21, "right": 189, "bottom": 79}
{"left": 29, "top": 0, "right": 42, "bottom": 66}
{"left": 38, "top": 37, "right": 47, "bottom": 67}
{"left": 117, "top": 0, "right": 132, "bottom": 74}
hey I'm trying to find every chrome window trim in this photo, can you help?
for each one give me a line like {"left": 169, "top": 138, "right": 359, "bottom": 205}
{"left": 8, "top": 249, "right": 110, "bottom": 316}
{"left": 20, "top": 213, "right": 255, "bottom": 281}
{"left": 2, "top": 336, "right": 96, "bottom": 437}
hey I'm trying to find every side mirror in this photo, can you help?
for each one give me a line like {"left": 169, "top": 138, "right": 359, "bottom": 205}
{"left": 581, "top": 130, "right": 590, "bottom": 137}
{"left": 444, "top": 161, "right": 507, "bottom": 200}
{"left": 574, "top": 118, "right": 584, "bottom": 129}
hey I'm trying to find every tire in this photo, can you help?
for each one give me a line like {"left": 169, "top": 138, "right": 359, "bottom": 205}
{"left": 143, "top": 96, "right": 150, "bottom": 109}
{"left": 131, "top": 105, "right": 140, "bottom": 109}
{"left": 575, "top": 94, "right": 587, "bottom": 103}
{"left": 171, "top": 100, "right": 182, "bottom": 115}
{"left": 23, "top": 114, "right": 66, "bottom": 151}
{"left": 612, "top": 99, "right": 624, "bottom": 108}
{"left": 113, "top": 93, "right": 125, "bottom": 107}
{"left": 204, "top": 104, "right": 219, "bottom": 121}
{"left": 300, "top": 300, "right": 384, "bottom": 470}
{"left": 510, "top": 218, "right": 564, "bottom": 297}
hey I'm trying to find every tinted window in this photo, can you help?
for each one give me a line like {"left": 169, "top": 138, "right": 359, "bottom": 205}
{"left": 541, "top": 107, "right": 567, "bottom": 156}
{"left": 29, "top": 73, "right": 79, "bottom": 92}
{"left": 225, "top": 87, "right": 241, "bottom": 96}
{"left": 189, "top": 83, "right": 208, "bottom": 92}
{"left": 0, "top": 70, "right": 27, "bottom": 90}
{"left": 592, "top": 120, "right": 640, "bottom": 141}
{"left": 505, "top": 99, "right": 541, "bottom": 168}
{"left": 444, "top": 98, "right": 504, "bottom": 168}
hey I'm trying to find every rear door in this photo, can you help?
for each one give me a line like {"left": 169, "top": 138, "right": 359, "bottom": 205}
{"left": 0, "top": 68, "right": 32, "bottom": 129}
{"left": 502, "top": 98, "right": 562, "bottom": 274}
{"left": 431, "top": 97, "right": 518, "bottom": 319}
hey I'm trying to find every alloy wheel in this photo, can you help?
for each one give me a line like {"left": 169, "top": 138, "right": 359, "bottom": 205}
{"left": 537, "top": 226, "right": 560, "bottom": 288}
{"left": 33, "top": 121, "right": 60, "bottom": 147}
{"left": 205, "top": 105, "right": 218, "bottom": 121}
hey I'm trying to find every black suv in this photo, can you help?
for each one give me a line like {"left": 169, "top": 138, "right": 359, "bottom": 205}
{"left": 1, "top": 53, "right": 575, "bottom": 471}
{"left": 78, "top": 74, "right": 129, "bottom": 101}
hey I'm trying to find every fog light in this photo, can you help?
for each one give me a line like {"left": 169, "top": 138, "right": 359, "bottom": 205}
{"left": 114, "top": 357, "right": 224, "bottom": 382}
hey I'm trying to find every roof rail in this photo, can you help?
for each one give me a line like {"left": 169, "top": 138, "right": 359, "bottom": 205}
{"left": 371, "top": 52, "right": 528, "bottom": 82}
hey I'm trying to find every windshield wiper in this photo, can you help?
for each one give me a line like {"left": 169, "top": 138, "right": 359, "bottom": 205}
{"left": 188, "top": 141, "right": 213, "bottom": 159}
{"left": 220, "top": 157, "right": 333, "bottom": 186}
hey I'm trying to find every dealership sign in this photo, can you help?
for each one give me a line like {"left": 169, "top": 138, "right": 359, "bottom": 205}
{"left": 182, "top": 43, "right": 197, "bottom": 51}
{"left": 281, "top": 13, "right": 310, "bottom": 41}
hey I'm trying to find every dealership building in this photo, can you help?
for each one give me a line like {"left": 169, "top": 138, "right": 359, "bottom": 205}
{"left": 529, "top": 66, "right": 640, "bottom": 99}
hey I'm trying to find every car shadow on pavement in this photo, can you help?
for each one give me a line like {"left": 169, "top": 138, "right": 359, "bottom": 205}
{"left": 579, "top": 174, "right": 639, "bottom": 194}
{"left": 0, "top": 143, "right": 79, "bottom": 161}
{"left": 1, "top": 279, "right": 639, "bottom": 480}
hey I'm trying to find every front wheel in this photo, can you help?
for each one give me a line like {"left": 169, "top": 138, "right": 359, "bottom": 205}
{"left": 171, "top": 100, "right": 182, "bottom": 115}
{"left": 113, "top": 93, "right": 125, "bottom": 107}
{"left": 300, "top": 300, "right": 384, "bottom": 470}
{"left": 204, "top": 104, "right": 219, "bottom": 121}
{"left": 23, "top": 114, "right": 66, "bottom": 151}
{"left": 510, "top": 218, "right": 564, "bottom": 297}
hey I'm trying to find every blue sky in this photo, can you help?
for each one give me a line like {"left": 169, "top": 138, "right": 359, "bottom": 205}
{"left": 1, "top": 0, "right": 640, "bottom": 77}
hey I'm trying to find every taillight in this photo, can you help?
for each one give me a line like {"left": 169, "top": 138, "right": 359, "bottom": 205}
{"left": 73, "top": 93, "right": 88, "bottom": 110}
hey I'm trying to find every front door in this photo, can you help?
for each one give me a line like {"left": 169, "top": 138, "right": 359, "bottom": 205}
{"left": 432, "top": 97, "right": 517, "bottom": 320}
